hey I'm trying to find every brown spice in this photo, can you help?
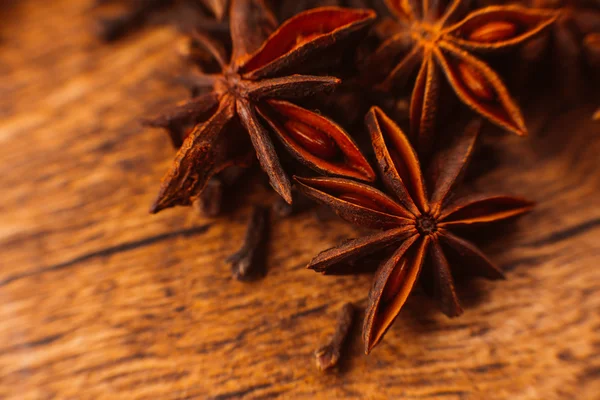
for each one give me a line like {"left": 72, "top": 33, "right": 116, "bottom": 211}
{"left": 315, "top": 302, "right": 355, "bottom": 371}
{"left": 362, "top": 0, "right": 556, "bottom": 152}
{"left": 146, "top": 1, "right": 377, "bottom": 213}
{"left": 295, "top": 107, "right": 534, "bottom": 353}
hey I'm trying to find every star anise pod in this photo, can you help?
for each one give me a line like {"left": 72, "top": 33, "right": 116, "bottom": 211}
{"left": 295, "top": 107, "right": 534, "bottom": 353}
{"left": 363, "top": 0, "right": 556, "bottom": 152}
{"left": 146, "top": 0, "right": 377, "bottom": 212}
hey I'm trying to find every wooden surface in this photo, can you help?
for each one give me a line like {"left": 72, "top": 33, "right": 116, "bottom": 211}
{"left": 1, "top": 1, "right": 600, "bottom": 399}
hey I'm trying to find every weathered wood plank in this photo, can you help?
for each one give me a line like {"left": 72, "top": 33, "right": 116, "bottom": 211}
{"left": 1, "top": 1, "right": 599, "bottom": 399}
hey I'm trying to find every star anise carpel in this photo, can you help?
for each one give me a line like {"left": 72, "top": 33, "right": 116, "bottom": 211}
{"left": 294, "top": 106, "right": 534, "bottom": 353}
{"left": 362, "top": 0, "right": 556, "bottom": 152}
{"left": 145, "top": 0, "right": 377, "bottom": 213}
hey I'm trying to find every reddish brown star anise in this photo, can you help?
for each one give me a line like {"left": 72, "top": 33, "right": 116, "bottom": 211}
{"left": 295, "top": 107, "right": 534, "bottom": 353}
{"left": 363, "top": 0, "right": 556, "bottom": 151}
{"left": 146, "top": 0, "right": 377, "bottom": 212}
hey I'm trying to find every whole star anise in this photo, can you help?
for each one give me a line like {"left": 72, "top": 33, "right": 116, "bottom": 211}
{"left": 363, "top": 0, "right": 556, "bottom": 151}
{"left": 295, "top": 107, "right": 534, "bottom": 353}
{"left": 146, "top": 0, "right": 377, "bottom": 213}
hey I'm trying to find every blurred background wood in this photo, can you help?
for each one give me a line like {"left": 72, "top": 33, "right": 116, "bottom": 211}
{"left": 1, "top": 1, "right": 599, "bottom": 399}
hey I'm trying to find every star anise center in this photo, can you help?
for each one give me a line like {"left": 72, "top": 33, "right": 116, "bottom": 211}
{"left": 415, "top": 213, "right": 438, "bottom": 236}
{"left": 412, "top": 22, "right": 442, "bottom": 45}
{"left": 214, "top": 70, "right": 248, "bottom": 99}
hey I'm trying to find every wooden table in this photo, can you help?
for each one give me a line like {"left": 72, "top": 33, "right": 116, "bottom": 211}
{"left": 1, "top": 1, "right": 599, "bottom": 399}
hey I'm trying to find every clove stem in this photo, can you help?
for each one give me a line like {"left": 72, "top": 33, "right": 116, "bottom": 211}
{"left": 315, "top": 302, "right": 355, "bottom": 371}
{"left": 227, "top": 206, "right": 269, "bottom": 281}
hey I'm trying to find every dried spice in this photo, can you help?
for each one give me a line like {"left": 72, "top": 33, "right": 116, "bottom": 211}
{"left": 227, "top": 205, "right": 269, "bottom": 280}
{"left": 95, "top": 0, "right": 229, "bottom": 41}
{"left": 145, "top": 1, "right": 377, "bottom": 213}
{"left": 315, "top": 302, "right": 355, "bottom": 371}
{"left": 295, "top": 107, "right": 534, "bottom": 353}
{"left": 362, "top": 0, "right": 556, "bottom": 152}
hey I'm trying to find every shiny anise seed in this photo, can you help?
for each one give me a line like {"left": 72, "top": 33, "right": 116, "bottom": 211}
{"left": 227, "top": 206, "right": 270, "bottom": 281}
{"left": 457, "top": 62, "right": 496, "bottom": 101}
{"left": 284, "top": 120, "right": 339, "bottom": 159}
{"left": 468, "top": 21, "right": 518, "bottom": 43}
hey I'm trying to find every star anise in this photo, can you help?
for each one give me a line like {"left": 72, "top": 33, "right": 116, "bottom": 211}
{"left": 96, "top": 0, "right": 230, "bottom": 41}
{"left": 363, "top": 0, "right": 556, "bottom": 152}
{"left": 294, "top": 107, "right": 534, "bottom": 353}
{"left": 146, "top": 0, "right": 377, "bottom": 213}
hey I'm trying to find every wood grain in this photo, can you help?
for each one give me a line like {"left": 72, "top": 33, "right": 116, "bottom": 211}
{"left": 1, "top": 1, "right": 599, "bottom": 399}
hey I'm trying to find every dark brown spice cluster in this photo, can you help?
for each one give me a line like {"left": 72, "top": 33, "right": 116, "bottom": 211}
{"left": 107, "top": 0, "right": 597, "bottom": 361}
{"left": 361, "top": 1, "right": 556, "bottom": 153}
{"left": 145, "top": 3, "right": 377, "bottom": 211}
{"left": 295, "top": 108, "right": 534, "bottom": 353}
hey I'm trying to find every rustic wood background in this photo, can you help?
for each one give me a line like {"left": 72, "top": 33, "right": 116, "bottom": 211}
{"left": 1, "top": 1, "right": 599, "bottom": 399}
